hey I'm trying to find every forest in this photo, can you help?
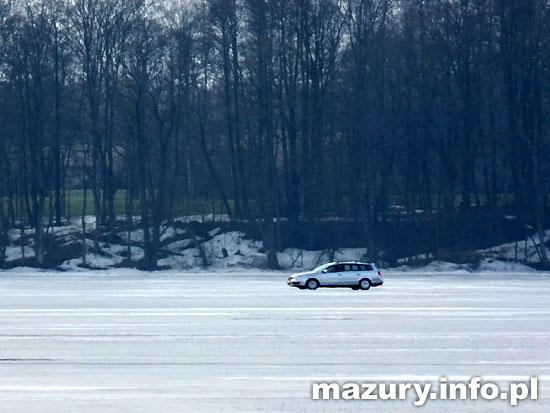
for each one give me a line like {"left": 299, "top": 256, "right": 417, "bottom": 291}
{"left": 0, "top": 0, "right": 549, "bottom": 270}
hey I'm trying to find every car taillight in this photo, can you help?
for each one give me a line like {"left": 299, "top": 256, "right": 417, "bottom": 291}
{"left": 378, "top": 271, "right": 382, "bottom": 276}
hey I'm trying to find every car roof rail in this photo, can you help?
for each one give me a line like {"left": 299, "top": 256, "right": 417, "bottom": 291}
{"left": 335, "top": 260, "right": 367, "bottom": 264}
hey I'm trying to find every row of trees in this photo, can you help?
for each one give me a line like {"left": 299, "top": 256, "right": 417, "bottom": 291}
{"left": 0, "top": 0, "right": 549, "bottom": 269}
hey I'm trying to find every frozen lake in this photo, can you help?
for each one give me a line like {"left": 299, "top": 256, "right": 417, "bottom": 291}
{"left": 0, "top": 270, "right": 549, "bottom": 412}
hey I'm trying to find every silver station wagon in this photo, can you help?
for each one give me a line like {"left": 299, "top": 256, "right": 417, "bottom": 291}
{"left": 287, "top": 261, "right": 384, "bottom": 290}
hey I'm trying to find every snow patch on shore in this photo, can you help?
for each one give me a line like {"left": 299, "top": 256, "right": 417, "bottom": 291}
{"left": 1, "top": 221, "right": 549, "bottom": 274}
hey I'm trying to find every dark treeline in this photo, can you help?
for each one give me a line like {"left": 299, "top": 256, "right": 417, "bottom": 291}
{"left": 0, "top": 0, "right": 549, "bottom": 270}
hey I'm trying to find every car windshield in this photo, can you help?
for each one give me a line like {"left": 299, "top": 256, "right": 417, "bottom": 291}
{"left": 313, "top": 263, "right": 332, "bottom": 272}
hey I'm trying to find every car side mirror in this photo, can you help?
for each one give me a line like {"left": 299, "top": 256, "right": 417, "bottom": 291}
{"left": 322, "top": 269, "right": 327, "bottom": 273}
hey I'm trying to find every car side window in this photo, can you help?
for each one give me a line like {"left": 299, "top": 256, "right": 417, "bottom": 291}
{"left": 325, "top": 265, "right": 337, "bottom": 273}
{"left": 351, "top": 264, "right": 359, "bottom": 271}
{"left": 344, "top": 264, "right": 351, "bottom": 271}
{"left": 366, "top": 264, "right": 373, "bottom": 271}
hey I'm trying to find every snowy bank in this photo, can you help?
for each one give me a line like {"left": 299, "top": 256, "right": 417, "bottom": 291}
{"left": 1, "top": 220, "right": 549, "bottom": 274}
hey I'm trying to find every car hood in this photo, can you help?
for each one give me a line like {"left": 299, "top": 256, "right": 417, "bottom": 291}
{"left": 290, "top": 271, "right": 316, "bottom": 278}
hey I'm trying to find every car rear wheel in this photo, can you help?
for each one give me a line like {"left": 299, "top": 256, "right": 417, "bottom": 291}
{"left": 306, "top": 279, "right": 319, "bottom": 290}
{"left": 359, "top": 279, "right": 371, "bottom": 290}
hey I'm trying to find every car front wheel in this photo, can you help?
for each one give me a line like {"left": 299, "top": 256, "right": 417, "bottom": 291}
{"left": 359, "top": 279, "right": 371, "bottom": 290}
{"left": 306, "top": 279, "right": 320, "bottom": 290}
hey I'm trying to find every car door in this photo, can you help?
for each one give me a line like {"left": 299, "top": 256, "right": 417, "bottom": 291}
{"left": 320, "top": 264, "right": 343, "bottom": 286}
{"left": 341, "top": 264, "right": 361, "bottom": 285}
{"left": 332, "top": 264, "right": 347, "bottom": 285}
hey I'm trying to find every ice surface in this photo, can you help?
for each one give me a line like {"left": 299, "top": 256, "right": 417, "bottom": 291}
{"left": 0, "top": 271, "right": 549, "bottom": 412}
